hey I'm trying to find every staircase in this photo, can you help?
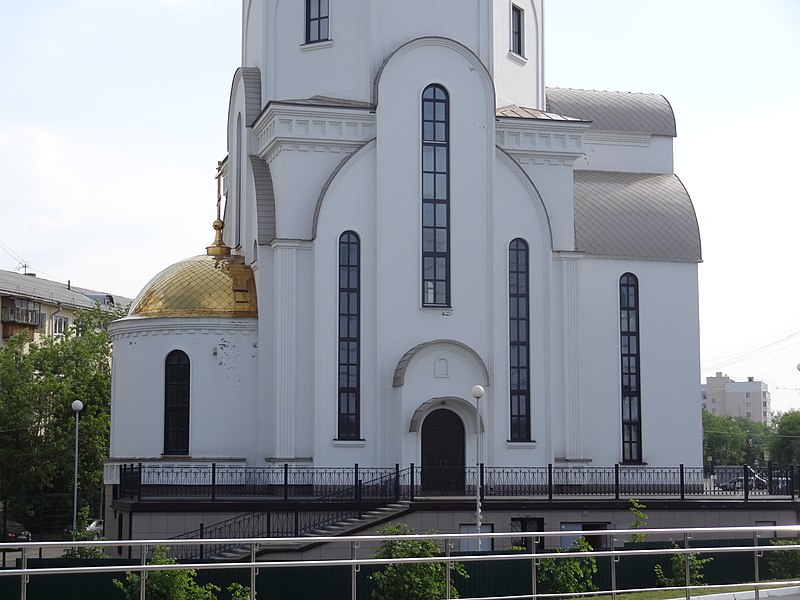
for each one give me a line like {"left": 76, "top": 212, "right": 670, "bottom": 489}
{"left": 211, "top": 500, "right": 411, "bottom": 560}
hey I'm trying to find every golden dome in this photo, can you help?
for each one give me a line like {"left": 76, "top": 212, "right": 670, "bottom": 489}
{"left": 128, "top": 254, "right": 258, "bottom": 319}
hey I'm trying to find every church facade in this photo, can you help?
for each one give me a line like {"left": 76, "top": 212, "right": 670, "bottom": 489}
{"left": 107, "top": 0, "right": 704, "bottom": 543}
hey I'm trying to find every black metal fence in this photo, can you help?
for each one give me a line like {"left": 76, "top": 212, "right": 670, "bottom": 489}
{"left": 116, "top": 462, "right": 797, "bottom": 503}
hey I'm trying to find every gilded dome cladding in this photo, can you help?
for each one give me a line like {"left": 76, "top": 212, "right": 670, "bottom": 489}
{"left": 128, "top": 254, "right": 258, "bottom": 319}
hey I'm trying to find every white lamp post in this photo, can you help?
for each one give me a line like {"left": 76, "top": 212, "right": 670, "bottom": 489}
{"left": 471, "top": 384, "right": 485, "bottom": 551}
{"left": 71, "top": 400, "right": 84, "bottom": 538}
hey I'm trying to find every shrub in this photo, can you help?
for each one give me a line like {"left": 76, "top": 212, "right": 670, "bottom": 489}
{"left": 370, "top": 523, "right": 467, "bottom": 600}
{"left": 767, "top": 539, "right": 800, "bottom": 580}
{"left": 654, "top": 542, "right": 712, "bottom": 587}
{"left": 537, "top": 537, "right": 598, "bottom": 594}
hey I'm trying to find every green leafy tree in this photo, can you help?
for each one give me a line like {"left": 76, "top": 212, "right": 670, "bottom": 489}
{"left": 703, "top": 410, "right": 748, "bottom": 466}
{"left": 537, "top": 537, "right": 598, "bottom": 594}
{"left": 113, "top": 545, "right": 221, "bottom": 600}
{"left": 770, "top": 410, "right": 800, "bottom": 466}
{"left": 0, "top": 305, "right": 121, "bottom": 517}
{"left": 654, "top": 542, "right": 712, "bottom": 587}
{"left": 627, "top": 499, "right": 649, "bottom": 542}
{"left": 370, "top": 523, "right": 467, "bottom": 600}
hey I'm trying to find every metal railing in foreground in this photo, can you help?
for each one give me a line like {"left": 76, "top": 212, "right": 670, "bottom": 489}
{"left": 2, "top": 525, "right": 800, "bottom": 600}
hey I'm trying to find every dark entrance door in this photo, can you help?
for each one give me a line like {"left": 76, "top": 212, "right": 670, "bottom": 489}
{"left": 421, "top": 409, "right": 465, "bottom": 493}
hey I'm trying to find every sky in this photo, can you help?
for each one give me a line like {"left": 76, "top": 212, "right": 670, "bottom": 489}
{"left": 0, "top": 1, "right": 798, "bottom": 411}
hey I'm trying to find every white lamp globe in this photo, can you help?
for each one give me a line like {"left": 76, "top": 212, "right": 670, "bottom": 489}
{"left": 71, "top": 400, "right": 84, "bottom": 412}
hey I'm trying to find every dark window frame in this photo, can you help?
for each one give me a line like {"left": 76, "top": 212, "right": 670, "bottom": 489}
{"left": 164, "top": 349, "right": 190, "bottom": 455}
{"left": 619, "top": 273, "right": 642, "bottom": 464}
{"left": 337, "top": 231, "right": 361, "bottom": 440}
{"left": 509, "top": 238, "right": 531, "bottom": 441}
{"left": 511, "top": 5, "right": 524, "bottom": 56}
{"left": 421, "top": 84, "right": 450, "bottom": 307}
{"left": 305, "top": 0, "right": 330, "bottom": 44}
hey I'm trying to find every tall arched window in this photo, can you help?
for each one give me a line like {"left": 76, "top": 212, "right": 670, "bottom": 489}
{"left": 338, "top": 231, "right": 360, "bottom": 439}
{"left": 619, "top": 273, "right": 642, "bottom": 463}
{"left": 164, "top": 350, "right": 190, "bottom": 455}
{"left": 509, "top": 239, "right": 530, "bottom": 441}
{"left": 421, "top": 84, "right": 450, "bottom": 307}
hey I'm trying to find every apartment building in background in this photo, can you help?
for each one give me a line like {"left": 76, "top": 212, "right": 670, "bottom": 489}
{"left": 702, "top": 372, "right": 772, "bottom": 424}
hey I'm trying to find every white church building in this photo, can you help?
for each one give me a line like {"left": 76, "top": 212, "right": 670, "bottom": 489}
{"left": 106, "top": 0, "right": 715, "bottom": 548}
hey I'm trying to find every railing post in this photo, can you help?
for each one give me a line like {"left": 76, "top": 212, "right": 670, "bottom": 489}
{"left": 137, "top": 462, "right": 143, "bottom": 501}
{"left": 683, "top": 533, "right": 691, "bottom": 600}
{"left": 354, "top": 463, "right": 359, "bottom": 501}
{"left": 479, "top": 463, "right": 485, "bottom": 502}
{"left": 351, "top": 540, "right": 360, "bottom": 600}
{"left": 140, "top": 544, "right": 148, "bottom": 600}
{"left": 614, "top": 463, "right": 620, "bottom": 500}
{"left": 410, "top": 463, "right": 416, "bottom": 501}
{"left": 743, "top": 465, "right": 750, "bottom": 501}
{"left": 792, "top": 465, "right": 796, "bottom": 501}
{"left": 767, "top": 461, "right": 773, "bottom": 495}
{"left": 294, "top": 510, "right": 299, "bottom": 537}
{"left": 394, "top": 463, "right": 400, "bottom": 501}
{"left": 250, "top": 543, "right": 258, "bottom": 600}
{"left": 266, "top": 511, "right": 271, "bottom": 537}
{"left": 753, "top": 530, "right": 762, "bottom": 600}
{"left": 283, "top": 463, "right": 289, "bottom": 500}
{"left": 445, "top": 537, "right": 452, "bottom": 600}
{"left": 199, "top": 523, "right": 204, "bottom": 561}
{"left": 547, "top": 464, "right": 553, "bottom": 501}
{"left": 679, "top": 464, "right": 685, "bottom": 500}
{"left": 211, "top": 463, "right": 216, "bottom": 502}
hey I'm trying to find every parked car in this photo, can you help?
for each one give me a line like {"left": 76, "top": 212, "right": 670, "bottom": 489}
{"left": 717, "top": 475, "right": 768, "bottom": 491}
{"left": 2, "top": 520, "right": 32, "bottom": 544}
{"left": 86, "top": 519, "right": 103, "bottom": 535}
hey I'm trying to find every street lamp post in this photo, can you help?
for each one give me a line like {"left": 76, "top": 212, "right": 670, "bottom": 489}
{"left": 471, "top": 384, "right": 485, "bottom": 551}
{"left": 71, "top": 400, "right": 84, "bottom": 538}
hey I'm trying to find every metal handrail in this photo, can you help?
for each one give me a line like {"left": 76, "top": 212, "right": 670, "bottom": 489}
{"left": 2, "top": 526, "right": 800, "bottom": 600}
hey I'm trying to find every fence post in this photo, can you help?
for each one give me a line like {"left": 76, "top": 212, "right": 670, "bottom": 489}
{"left": 266, "top": 511, "right": 271, "bottom": 537}
{"left": 283, "top": 463, "right": 289, "bottom": 500}
{"left": 294, "top": 510, "right": 299, "bottom": 537}
{"left": 547, "top": 464, "right": 553, "bottom": 500}
{"left": 767, "top": 460, "right": 773, "bottom": 495}
{"left": 394, "top": 463, "right": 400, "bottom": 501}
{"left": 199, "top": 523, "right": 204, "bottom": 561}
{"left": 680, "top": 464, "right": 685, "bottom": 500}
{"left": 614, "top": 464, "right": 620, "bottom": 500}
{"left": 479, "top": 463, "right": 485, "bottom": 502}
{"left": 211, "top": 463, "right": 216, "bottom": 502}
{"left": 792, "top": 465, "right": 796, "bottom": 501}
{"left": 354, "top": 463, "right": 359, "bottom": 501}
{"left": 743, "top": 465, "right": 749, "bottom": 501}
{"left": 410, "top": 463, "right": 415, "bottom": 501}
{"left": 137, "top": 462, "right": 143, "bottom": 501}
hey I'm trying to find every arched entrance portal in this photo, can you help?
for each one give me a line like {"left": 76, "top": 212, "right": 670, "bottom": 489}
{"left": 421, "top": 409, "right": 465, "bottom": 493}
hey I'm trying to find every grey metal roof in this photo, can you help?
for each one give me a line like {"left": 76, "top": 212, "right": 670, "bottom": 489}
{"left": 0, "top": 269, "right": 130, "bottom": 309}
{"left": 276, "top": 95, "right": 375, "bottom": 110}
{"left": 573, "top": 171, "right": 701, "bottom": 262}
{"left": 546, "top": 88, "right": 677, "bottom": 136}
{"left": 496, "top": 105, "right": 586, "bottom": 122}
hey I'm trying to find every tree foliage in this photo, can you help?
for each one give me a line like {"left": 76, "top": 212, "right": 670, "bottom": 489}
{"left": 702, "top": 410, "right": 772, "bottom": 466}
{"left": 766, "top": 539, "right": 800, "bottom": 580}
{"left": 0, "top": 305, "right": 121, "bottom": 516}
{"left": 627, "top": 499, "right": 649, "bottom": 542}
{"left": 370, "top": 523, "right": 467, "bottom": 600}
{"left": 770, "top": 410, "right": 800, "bottom": 466}
{"left": 654, "top": 542, "right": 713, "bottom": 587}
{"left": 61, "top": 505, "right": 109, "bottom": 559}
{"left": 537, "top": 537, "right": 598, "bottom": 595}
{"left": 113, "top": 546, "right": 221, "bottom": 600}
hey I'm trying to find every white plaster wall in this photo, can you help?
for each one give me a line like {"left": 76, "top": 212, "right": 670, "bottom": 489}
{"left": 576, "top": 135, "right": 674, "bottom": 174}
{"left": 312, "top": 143, "right": 379, "bottom": 467}
{"left": 492, "top": 0, "right": 543, "bottom": 109}
{"left": 577, "top": 258, "right": 702, "bottom": 467}
{"left": 109, "top": 318, "right": 259, "bottom": 462}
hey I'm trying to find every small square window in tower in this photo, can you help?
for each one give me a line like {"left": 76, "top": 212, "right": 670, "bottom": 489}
{"left": 511, "top": 5, "right": 524, "bottom": 56}
{"left": 306, "top": 0, "right": 329, "bottom": 44}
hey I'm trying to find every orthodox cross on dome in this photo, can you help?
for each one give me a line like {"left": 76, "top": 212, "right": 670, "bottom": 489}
{"left": 206, "top": 161, "right": 231, "bottom": 257}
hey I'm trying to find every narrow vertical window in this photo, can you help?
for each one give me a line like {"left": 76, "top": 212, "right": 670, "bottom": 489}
{"left": 338, "top": 231, "right": 360, "bottom": 439}
{"left": 511, "top": 5, "right": 524, "bottom": 56}
{"left": 421, "top": 84, "right": 450, "bottom": 307}
{"left": 619, "top": 273, "right": 641, "bottom": 463}
{"left": 509, "top": 239, "right": 530, "bottom": 441}
{"left": 306, "top": 0, "right": 330, "bottom": 44}
{"left": 164, "top": 350, "right": 190, "bottom": 455}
